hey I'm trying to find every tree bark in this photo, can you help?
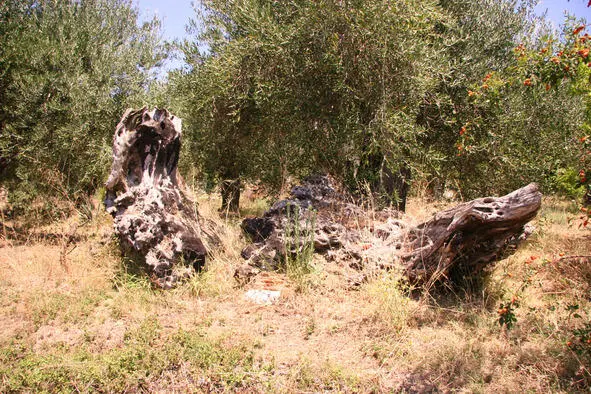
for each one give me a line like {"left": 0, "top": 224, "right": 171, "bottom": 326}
{"left": 238, "top": 176, "right": 541, "bottom": 288}
{"left": 401, "top": 183, "right": 541, "bottom": 284}
{"left": 380, "top": 163, "right": 411, "bottom": 212}
{"left": 220, "top": 178, "right": 241, "bottom": 213}
{"left": 104, "top": 108, "right": 217, "bottom": 289}
{"left": 357, "top": 152, "right": 410, "bottom": 212}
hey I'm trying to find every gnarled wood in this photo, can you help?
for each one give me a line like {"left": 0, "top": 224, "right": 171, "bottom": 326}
{"left": 402, "top": 183, "right": 541, "bottom": 284}
{"left": 104, "top": 108, "right": 217, "bottom": 289}
{"left": 238, "top": 176, "right": 541, "bottom": 287}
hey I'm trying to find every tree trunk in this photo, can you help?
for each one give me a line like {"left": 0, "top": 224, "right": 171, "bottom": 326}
{"left": 357, "top": 152, "right": 410, "bottom": 211}
{"left": 220, "top": 178, "right": 241, "bottom": 213}
{"left": 104, "top": 108, "right": 218, "bottom": 289}
{"left": 380, "top": 163, "right": 411, "bottom": 212}
{"left": 401, "top": 182, "right": 541, "bottom": 284}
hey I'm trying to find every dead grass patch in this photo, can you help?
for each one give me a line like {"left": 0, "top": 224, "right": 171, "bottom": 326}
{"left": 0, "top": 195, "right": 590, "bottom": 392}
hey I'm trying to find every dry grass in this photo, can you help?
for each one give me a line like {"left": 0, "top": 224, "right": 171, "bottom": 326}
{"left": 0, "top": 194, "right": 590, "bottom": 392}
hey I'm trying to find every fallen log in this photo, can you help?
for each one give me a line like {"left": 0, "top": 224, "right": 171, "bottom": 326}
{"left": 401, "top": 183, "right": 541, "bottom": 285}
{"left": 238, "top": 176, "right": 542, "bottom": 287}
{"left": 104, "top": 108, "right": 217, "bottom": 289}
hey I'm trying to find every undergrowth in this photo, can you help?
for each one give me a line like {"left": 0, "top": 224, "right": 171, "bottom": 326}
{"left": 0, "top": 318, "right": 266, "bottom": 393}
{"left": 0, "top": 195, "right": 590, "bottom": 392}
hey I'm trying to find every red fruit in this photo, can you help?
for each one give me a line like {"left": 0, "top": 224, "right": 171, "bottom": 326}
{"left": 578, "top": 48, "right": 590, "bottom": 58}
{"left": 574, "top": 25, "right": 585, "bottom": 35}
{"left": 523, "top": 78, "right": 532, "bottom": 86}
{"left": 361, "top": 243, "right": 372, "bottom": 251}
{"left": 459, "top": 126, "right": 466, "bottom": 136}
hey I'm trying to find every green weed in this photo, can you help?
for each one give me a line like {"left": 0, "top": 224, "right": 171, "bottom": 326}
{"left": 0, "top": 317, "right": 268, "bottom": 393}
{"left": 284, "top": 204, "right": 316, "bottom": 291}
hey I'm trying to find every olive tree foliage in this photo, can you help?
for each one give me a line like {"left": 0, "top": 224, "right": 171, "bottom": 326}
{"left": 0, "top": 0, "right": 166, "bottom": 214}
{"left": 173, "top": 0, "right": 445, "bottom": 210}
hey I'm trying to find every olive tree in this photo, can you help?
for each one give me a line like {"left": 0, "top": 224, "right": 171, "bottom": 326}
{"left": 174, "top": 0, "right": 444, "bottom": 211}
{"left": 0, "top": 0, "right": 166, "bottom": 215}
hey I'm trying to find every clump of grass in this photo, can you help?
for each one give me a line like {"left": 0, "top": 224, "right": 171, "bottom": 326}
{"left": 364, "top": 271, "right": 417, "bottom": 332}
{"left": 284, "top": 204, "right": 316, "bottom": 291}
{"left": 240, "top": 195, "right": 271, "bottom": 217}
{"left": 181, "top": 256, "right": 234, "bottom": 298}
{"left": 285, "top": 357, "right": 365, "bottom": 392}
{"left": 171, "top": 190, "right": 245, "bottom": 297}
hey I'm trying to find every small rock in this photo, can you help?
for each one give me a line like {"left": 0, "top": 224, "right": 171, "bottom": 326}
{"left": 244, "top": 289, "right": 281, "bottom": 305}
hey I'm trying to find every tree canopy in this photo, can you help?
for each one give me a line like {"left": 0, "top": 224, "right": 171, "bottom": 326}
{"left": 171, "top": 0, "right": 587, "bottom": 210}
{"left": 0, "top": 0, "right": 589, "bottom": 216}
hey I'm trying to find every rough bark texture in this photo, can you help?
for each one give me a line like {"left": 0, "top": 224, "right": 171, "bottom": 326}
{"left": 238, "top": 176, "right": 541, "bottom": 287}
{"left": 104, "top": 108, "right": 217, "bottom": 289}
{"left": 399, "top": 183, "right": 541, "bottom": 285}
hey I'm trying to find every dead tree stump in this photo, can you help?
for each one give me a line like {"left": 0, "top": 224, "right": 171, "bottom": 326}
{"left": 104, "top": 108, "right": 217, "bottom": 289}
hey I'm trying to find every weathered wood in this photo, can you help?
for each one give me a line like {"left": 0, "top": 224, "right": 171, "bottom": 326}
{"left": 104, "top": 108, "right": 217, "bottom": 289}
{"left": 401, "top": 183, "right": 541, "bottom": 284}
{"left": 239, "top": 176, "right": 541, "bottom": 288}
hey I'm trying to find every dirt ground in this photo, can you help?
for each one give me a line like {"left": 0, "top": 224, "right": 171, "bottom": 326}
{"left": 1, "top": 196, "right": 590, "bottom": 392}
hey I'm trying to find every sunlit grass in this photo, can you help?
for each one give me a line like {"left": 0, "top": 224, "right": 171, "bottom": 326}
{"left": 0, "top": 195, "right": 590, "bottom": 392}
